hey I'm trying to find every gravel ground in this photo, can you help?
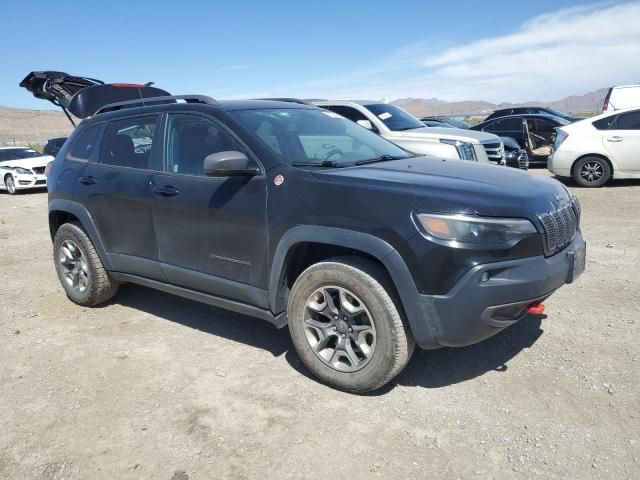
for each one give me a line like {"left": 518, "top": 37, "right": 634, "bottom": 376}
{"left": 0, "top": 171, "right": 638, "bottom": 480}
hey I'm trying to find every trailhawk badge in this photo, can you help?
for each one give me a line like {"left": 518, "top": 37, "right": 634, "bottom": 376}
{"left": 274, "top": 175, "right": 284, "bottom": 186}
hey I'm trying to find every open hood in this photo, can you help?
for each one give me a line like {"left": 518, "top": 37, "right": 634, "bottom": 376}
{"left": 19, "top": 71, "right": 171, "bottom": 120}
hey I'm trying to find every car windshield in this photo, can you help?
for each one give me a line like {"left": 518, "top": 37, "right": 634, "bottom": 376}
{"left": 230, "top": 108, "right": 413, "bottom": 166}
{"left": 364, "top": 104, "right": 425, "bottom": 131}
{"left": 2, "top": 148, "right": 43, "bottom": 159}
{"left": 547, "top": 115, "right": 571, "bottom": 126}
{"left": 545, "top": 108, "right": 572, "bottom": 119}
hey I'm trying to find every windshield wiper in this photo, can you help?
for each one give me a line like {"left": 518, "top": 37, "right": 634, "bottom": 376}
{"left": 291, "top": 160, "right": 342, "bottom": 168}
{"left": 355, "top": 154, "right": 408, "bottom": 166}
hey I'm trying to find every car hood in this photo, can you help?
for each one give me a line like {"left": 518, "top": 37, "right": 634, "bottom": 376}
{"left": 312, "top": 156, "right": 570, "bottom": 222}
{"left": 0, "top": 156, "right": 54, "bottom": 169}
{"left": 395, "top": 127, "right": 500, "bottom": 144}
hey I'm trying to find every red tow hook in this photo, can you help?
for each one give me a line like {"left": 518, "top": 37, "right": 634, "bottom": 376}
{"left": 527, "top": 303, "right": 545, "bottom": 315}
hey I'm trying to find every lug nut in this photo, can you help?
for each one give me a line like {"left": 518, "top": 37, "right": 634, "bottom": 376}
{"left": 341, "top": 334, "right": 346, "bottom": 338}
{"left": 348, "top": 327, "right": 352, "bottom": 332}
{"left": 333, "top": 326, "right": 337, "bottom": 330}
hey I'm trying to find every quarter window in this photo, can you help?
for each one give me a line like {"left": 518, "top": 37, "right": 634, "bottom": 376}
{"left": 68, "top": 125, "right": 101, "bottom": 161}
{"left": 165, "top": 114, "right": 247, "bottom": 176}
{"left": 99, "top": 116, "right": 158, "bottom": 168}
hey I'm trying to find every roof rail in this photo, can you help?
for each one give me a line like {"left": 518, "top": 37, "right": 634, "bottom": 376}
{"left": 255, "top": 97, "right": 313, "bottom": 106}
{"left": 94, "top": 94, "right": 219, "bottom": 116}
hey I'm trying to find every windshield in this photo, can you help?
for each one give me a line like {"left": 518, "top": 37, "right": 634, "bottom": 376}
{"left": 1, "top": 148, "right": 43, "bottom": 159}
{"left": 548, "top": 115, "right": 571, "bottom": 126}
{"left": 364, "top": 104, "right": 425, "bottom": 131}
{"left": 230, "top": 108, "right": 413, "bottom": 166}
{"left": 545, "top": 108, "right": 572, "bottom": 119}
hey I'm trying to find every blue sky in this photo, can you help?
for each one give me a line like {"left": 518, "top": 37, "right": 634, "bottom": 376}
{"left": 1, "top": 0, "right": 639, "bottom": 109}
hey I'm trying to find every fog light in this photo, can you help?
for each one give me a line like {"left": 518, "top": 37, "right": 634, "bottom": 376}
{"left": 480, "top": 272, "right": 490, "bottom": 282}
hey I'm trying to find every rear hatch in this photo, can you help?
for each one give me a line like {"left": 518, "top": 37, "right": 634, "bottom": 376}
{"left": 20, "top": 71, "right": 171, "bottom": 119}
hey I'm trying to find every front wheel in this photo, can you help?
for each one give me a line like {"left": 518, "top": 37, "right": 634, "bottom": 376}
{"left": 288, "top": 257, "right": 414, "bottom": 393}
{"left": 573, "top": 156, "right": 611, "bottom": 187}
{"left": 4, "top": 175, "right": 17, "bottom": 194}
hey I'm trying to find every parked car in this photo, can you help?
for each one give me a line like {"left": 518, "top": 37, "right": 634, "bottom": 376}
{"left": 502, "top": 137, "right": 529, "bottom": 170}
{"left": 0, "top": 147, "right": 52, "bottom": 194}
{"left": 314, "top": 101, "right": 505, "bottom": 164}
{"left": 421, "top": 119, "right": 454, "bottom": 128}
{"left": 602, "top": 84, "right": 640, "bottom": 112}
{"left": 548, "top": 108, "right": 640, "bottom": 187}
{"left": 485, "top": 107, "right": 584, "bottom": 123}
{"left": 43, "top": 137, "right": 68, "bottom": 156}
{"left": 471, "top": 114, "right": 570, "bottom": 166}
{"left": 21, "top": 71, "right": 586, "bottom": 393}
{"left": 420, "top": 116, "right": 470, "bottom": 129}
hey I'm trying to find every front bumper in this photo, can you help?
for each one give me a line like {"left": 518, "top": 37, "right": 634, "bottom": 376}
{"left": 14, "top": 173, "right": 47, "bottom": 190}
{"left": 416, "top": 231, "right": 585, "bottom": 348}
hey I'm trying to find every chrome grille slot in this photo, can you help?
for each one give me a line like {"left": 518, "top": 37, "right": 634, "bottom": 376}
{"left": 482, "top": 142, "right": 504, "bottom": 162}
{"left": 538, "top": 204, "right": 579, "bottom": 256}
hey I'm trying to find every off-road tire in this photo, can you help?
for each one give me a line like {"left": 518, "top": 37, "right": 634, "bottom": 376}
{"left": 53, "top": 223, "right": 119, "bottom": 306}
{"left": 288, "top": 256, "right": 415, "bottom": 393}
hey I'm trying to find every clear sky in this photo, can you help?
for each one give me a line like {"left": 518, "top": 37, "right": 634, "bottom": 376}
{"left": 1, "top": 0, "right": 639, "bottom": 109}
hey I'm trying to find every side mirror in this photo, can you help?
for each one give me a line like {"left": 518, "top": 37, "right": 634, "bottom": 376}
{"left": 356, "top": 119, "right": 374, "bottom": 130}
{"left": 203, "top": 151, "right": 259, "bottom": 177}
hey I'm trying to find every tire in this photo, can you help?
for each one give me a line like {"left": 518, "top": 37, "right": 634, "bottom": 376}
{"left": 53, "top": 223, "right": 119, "bottom": 306}
{"left": 4, "top": 175, "right": 17, "bottom": 194}
{"left": 573, "top": 156, "right": 611, "bottom": 188}
{"left": 288, "top": 256, "right": 415, "bottom": 393}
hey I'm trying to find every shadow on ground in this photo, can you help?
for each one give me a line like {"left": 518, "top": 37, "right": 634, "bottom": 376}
{"left": 114, "top": 283, "right": 544, "bottom": 392}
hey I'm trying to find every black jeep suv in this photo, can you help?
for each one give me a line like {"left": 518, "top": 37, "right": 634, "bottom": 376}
{"left": 21, "top": 72, "right": 586, "bottom": 393}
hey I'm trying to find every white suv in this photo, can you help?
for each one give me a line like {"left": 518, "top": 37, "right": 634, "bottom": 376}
{"left": 314, "top": 101, "right": 504, "bottom": 164}
{"left": 548, "top": 108, "right": 640, "bottom": 187}
{"left": 0, "top": 147, "right": 52, "bottom": 194}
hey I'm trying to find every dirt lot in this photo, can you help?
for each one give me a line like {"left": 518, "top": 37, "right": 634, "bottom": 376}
{"left": 0, "top": 171, "right": 638, "bottom": 480}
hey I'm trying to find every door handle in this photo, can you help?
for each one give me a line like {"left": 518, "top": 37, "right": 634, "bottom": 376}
{"left": 153, "top": 185, "right": 180, "bottom": 196}
{"left": 606, "top": 136, "right": 623, "bottom": 142}
{"left": 79, "top": 176, "right": 97, "bottom": 185}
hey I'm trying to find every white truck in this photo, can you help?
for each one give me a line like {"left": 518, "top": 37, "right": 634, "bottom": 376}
{"left": 314, "top": 100, "right": 504, "bottom": 164}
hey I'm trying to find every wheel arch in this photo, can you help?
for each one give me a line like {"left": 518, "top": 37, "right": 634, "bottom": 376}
{"left": 269, "top": 226, "right": 436, "bottom": 348}
{"left": 571, "top": 153, "right": 614, "bottom": 179}
{"left": 48, "top": 199, "right": 112, "bottom": 270}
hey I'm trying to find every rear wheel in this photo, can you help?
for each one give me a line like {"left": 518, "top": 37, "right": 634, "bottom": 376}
{"left": 53, "top": 223, "right": 119, "bottom": 306}
{"left": 288, "top": 256, "right": 414, "bottom": 393}
{"left": 573, "top": 156, "right": 611, "bottom": 187}
{"left": 4, "top": 175, "right": 17, "bottom": 194}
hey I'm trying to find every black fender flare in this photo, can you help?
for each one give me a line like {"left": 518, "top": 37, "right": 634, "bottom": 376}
{"left": 48, "top": 199, "right": 113, "bottom": 270}
{"left": 268, "top": 225, "right": 436, "bottom": 348}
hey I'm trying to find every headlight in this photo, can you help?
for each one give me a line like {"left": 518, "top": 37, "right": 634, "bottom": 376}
{"left": 440, "top": 139, "right": 476, "bottom": 161}
{"left": 15, "top": 167, "right": 33, "bottom": 175}
{"left": 415, "top": 213, "right": 537, "bottom": 245}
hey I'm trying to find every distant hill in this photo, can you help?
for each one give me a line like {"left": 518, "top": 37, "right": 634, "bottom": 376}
{"left": 394, "top": 88, "right": 609, "bottom": 117}
{"left": 0, "top": 106, "right": 75, "bottom": 144}
{"left": 0, "top": 87, "right": 609, "bottom": 144}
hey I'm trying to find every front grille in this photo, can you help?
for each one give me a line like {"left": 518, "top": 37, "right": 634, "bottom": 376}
{"left": 35, "top": 180, "right": 46, "bottom": 185}
{"left": 517, "top": 152, "right": 529, "bottom": 169}
{"left": 539, "top": 202, "right": 579, "bottom": 255}
{"left": 482, "top": 142, "right": 504, "bottom": 162}
{"left": 33, "top": 167, "right": 46, "bottom": 175}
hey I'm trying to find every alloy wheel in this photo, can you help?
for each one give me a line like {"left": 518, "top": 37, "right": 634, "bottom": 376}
{"left": 580, "top": 161, "right": 604, "bottom": 183}
{"left": 5, "top": 176, "right": 15, "bottom": 194}
{"left": 303, "top": 285, "right": 376, "bottom": 372}
{"left": 58, "top": 239, "right": 89, "bottom": 294}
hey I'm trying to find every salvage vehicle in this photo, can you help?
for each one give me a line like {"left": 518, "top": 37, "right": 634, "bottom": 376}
{"left": 485, "top": 107, "right": 584, "bottom": 123}
{"left": 502, "top": 137, "right": 529, "bottom": 170}
{"left": 471, "top": 114, "right": 569, "bottom": 166}
{"left": 0, "top": 147, "right": 52, "bottom": 193}
{"left": 314, "top": 101, "right": 505, "bottom": 165}
{"left": 21, "top": 71, "right": 586, "bottom": 393}
{"left": 43, "top": 137, "right": 68, "bottom": 157}
{"left": 549, "top": 107, "right": 640, "bottom": 187}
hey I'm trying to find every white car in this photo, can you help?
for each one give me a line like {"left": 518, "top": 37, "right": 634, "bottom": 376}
{"left": 314, "top": 101, "right": 505, "bottom": 164}
{"left": 548, "top": 108, "right": 640, "bottom": 187}
{"left": 0, "top": 147, "right": 52, "bottom": 194}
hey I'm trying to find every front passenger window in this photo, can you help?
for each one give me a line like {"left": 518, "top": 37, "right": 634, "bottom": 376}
{"left": 165, "top": 114, "right": 247, "bottom": 176}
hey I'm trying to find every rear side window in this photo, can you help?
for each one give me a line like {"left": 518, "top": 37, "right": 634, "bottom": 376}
{"left": 99, "top": 116, "right": 158, "bottom": 169}
{"left": 615, "top": 111, "right": 640, "bottom": 130}
{"left": 68, "top": 125, "right": 101, "bottom": 161}
{"left": 165, "top": 113, "right": 247, "bottom": 176}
